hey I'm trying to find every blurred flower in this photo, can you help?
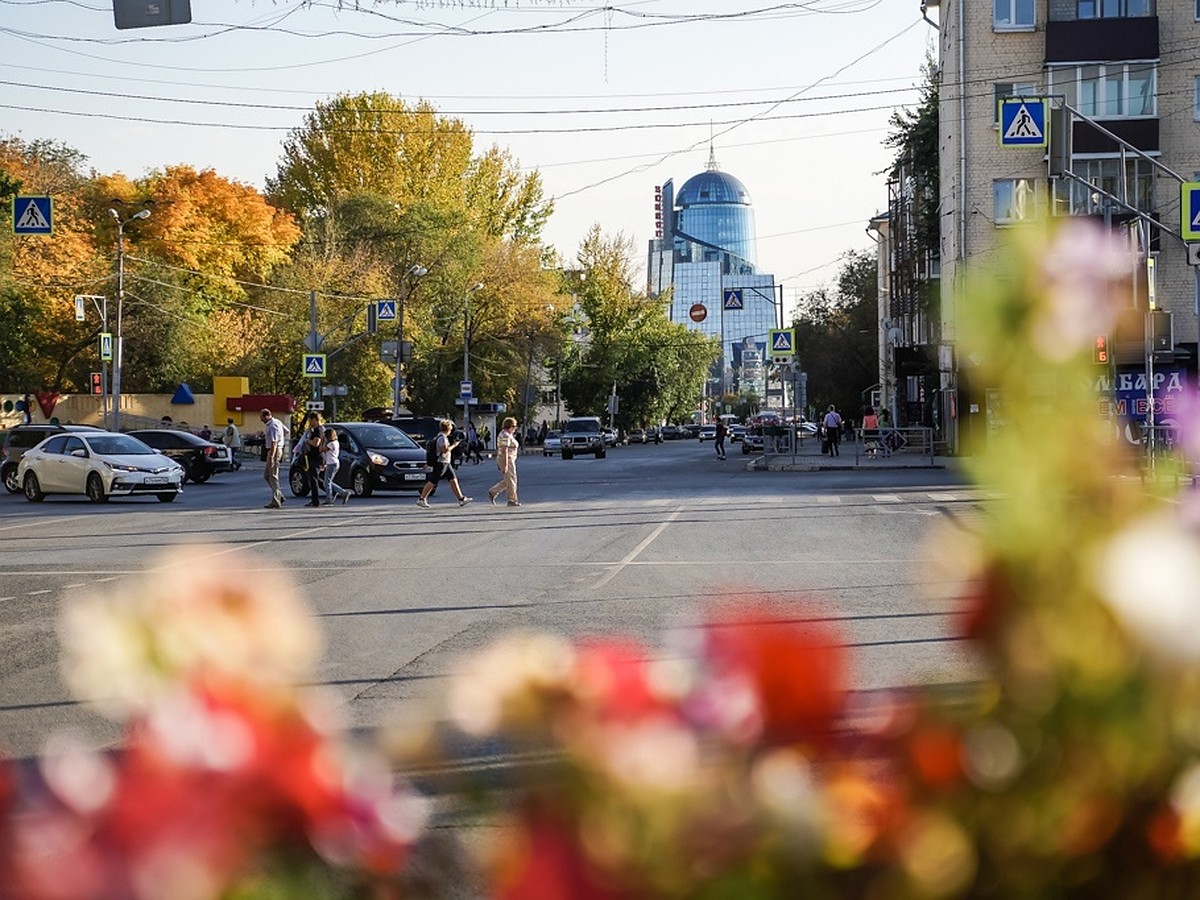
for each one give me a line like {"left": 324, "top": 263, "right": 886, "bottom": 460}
{"left": 1031, "top": 218, "right": 1135, "bottom": 362}
{"left": 1096, "top": 512, "right": 1200, "bottom": 662}
{"left": 59, "top": 545, "right": 321, "bottom": 717}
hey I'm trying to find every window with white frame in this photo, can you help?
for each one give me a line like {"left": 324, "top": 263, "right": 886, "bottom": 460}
{"left": 1050, "top": 157, "right": 1155, "bottom": 216}
{"left": 994, "top": 0, "right": 1035, "bottom": 29}
{"left": 1078, "top": 0, "right": 1153, "bottom": 17}
{"left": 994, "top": 179, "right": 1039, "bottom": 224}
{"left": 1047, "top": 64, "right": 1156, "bottom": 118}
{"left": 994, "top": 82, "right": 1039, "bottom": 124}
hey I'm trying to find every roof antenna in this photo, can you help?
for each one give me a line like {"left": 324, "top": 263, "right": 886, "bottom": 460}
{"left": 707, "top": 123, "right": 719, "bottom": 171}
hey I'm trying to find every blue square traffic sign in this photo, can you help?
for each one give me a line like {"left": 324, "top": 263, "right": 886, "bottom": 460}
{"left": 998, "top": 98, "right": 1047, "bottom": 148}
{"left": 376, "top": 299, "right": 397, "bottom": 322}
{"left": 12, "top": 196, "right": 52, "bottom": 234}
{"left": 1182, "top": 183, "right": 1200, "bottom": 242}
{"left": 723, "top": 288, "right": 744, "bottom": 310}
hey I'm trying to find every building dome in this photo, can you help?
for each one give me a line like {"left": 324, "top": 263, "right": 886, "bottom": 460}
{"left": 675, "top": 170, "right": 752, "bottom": 207}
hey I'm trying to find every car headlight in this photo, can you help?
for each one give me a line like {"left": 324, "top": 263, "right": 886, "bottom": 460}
{"left": 368, "top": 452, "right": 387, "bottom": 466}
{"left": 103, "top": 461, "right": 139, "bottom": 472}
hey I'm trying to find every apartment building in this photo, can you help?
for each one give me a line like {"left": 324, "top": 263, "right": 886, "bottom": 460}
{"left": 920, "top": 0, "right": 1196, "bottom": 451}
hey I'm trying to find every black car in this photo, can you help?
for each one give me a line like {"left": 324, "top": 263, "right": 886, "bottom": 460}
{"left": 2, "top": 423, "right": 103, "bottom": 493}
{"left": 127, "top": 429, "right": 233, "bottom": 484}
{"left": 383, "top": 416, "right": 466, "bottom": 468}
{"left": 660, "top": 425, "right": 685, "bottom": 440}
{"left": 288, "top": 421, "right": 427, "bottom": 498}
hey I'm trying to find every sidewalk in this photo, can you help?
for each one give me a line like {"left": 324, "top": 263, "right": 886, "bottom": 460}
{"left": 747, "top": 434, "right": 948, "bottom": 471}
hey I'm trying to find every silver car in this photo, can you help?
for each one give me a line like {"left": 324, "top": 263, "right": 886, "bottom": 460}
{"left": 18, "top": 431, "right": 184, "bottom": 503}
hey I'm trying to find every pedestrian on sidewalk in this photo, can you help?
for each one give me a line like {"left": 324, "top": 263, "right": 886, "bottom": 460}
{"left": 861, "top": 406, "right": 880, "bottom": 458}
{"left": 488, "top": 417, "right": 521, "bottom": 507}
{"left": 714, "top": 419, "right": 728, "bottom": 460}
{"left": 417, "top": 419, "right": 472, "bottom": 508}
{"left": 823, "top": 405, "right": 843, "bottom": 457}
{"left": 260, "top": 409, "right": 286, "bottom": 509}
{"left": 223, "top": 418, "right": 242, "bottom": 470}
{"left": 301, "top": 412, "right": 325, "bottom": 507}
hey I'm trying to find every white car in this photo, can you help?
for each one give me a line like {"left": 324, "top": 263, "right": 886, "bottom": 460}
{"left": 18, "top": 431, "right": 184, "bottom": 503}
{"left": 698, "top": 425, "right": 717, "bottom": 441}
{"left": 542, "top": 431, "right": 562, "bottom": 456}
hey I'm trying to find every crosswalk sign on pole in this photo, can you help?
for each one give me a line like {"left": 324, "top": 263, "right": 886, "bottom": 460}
{"left": 998, "top": 98, "right": 1047, "bottom": 148}
{"left": 376, "top": 299, "right": 397, "bottom": 322}
{"left": 100, "top": 333, "right": 114, "bottom": 362}
{"left": 722, "top": 288, "right": 744, "bottom": 310}
{"left": 1182, "top": 183, "right": 1200, "bottom": 242}
{"left": 12, "top": 196, "right": 52, "bottom": 234}
{"left": 302, "top": 353, "right": 327, "bottom": 378}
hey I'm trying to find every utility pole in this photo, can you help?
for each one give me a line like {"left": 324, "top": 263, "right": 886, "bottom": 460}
{"left": 393, "top": 265, "right": 427, "bottom": 415}
{"left": 109, "top": 207, "right": 150, "bottom": 432}
{"left": 309, "top": 290, "right": 321, "bottom": 407}
{"left": 462, "top": 282, "right": 483, "bottom": 430}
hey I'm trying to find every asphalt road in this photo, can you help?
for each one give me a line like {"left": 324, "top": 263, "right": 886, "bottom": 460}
{"left": 0, "top": 438, "right": 984, "bottom": 759}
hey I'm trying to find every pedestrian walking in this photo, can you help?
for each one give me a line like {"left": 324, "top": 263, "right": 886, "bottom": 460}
{"left": 714, "top": 419, "right": 728, "bottom": 460}
{"left": 488, "top": 417, "right": 521, "bottom": 507}
{"left": 260, "top": 409, "right": 286, "bottom": 509}
{"left": 417, "top": 419, "right": 472, "bottom": 508}
{"left": 321, "top": 427, "right": 351, "bottom": 505}
{"left": 467, "top": 422, "right": 483, "bottom": 464}
{"left": 21, "top": 393, "right": 32, "bottom": 424}
{"left": 300, "top": 412, "right": 325, "bottom": 507}
{"left": 223, "top": 418, "right": 242, "bottom": 470}
{"left": 823, "top": 404, "right": 843, "bottom": 457}
{"left": 861, "top": 406, "right": 880, "bottom": 458}
{"left": 878, "top": 408, "right": 895, "bottom": 457}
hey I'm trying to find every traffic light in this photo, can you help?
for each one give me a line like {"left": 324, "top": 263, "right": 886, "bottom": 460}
{"left": 89, "top": 371, "right": 103, "bottom": 395}
{"left": 1093, "top": 335, "right": 1109, "bottom": 365}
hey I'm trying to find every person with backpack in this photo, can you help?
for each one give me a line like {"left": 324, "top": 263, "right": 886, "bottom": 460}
{"left": 416, "top": 419, "right": 471, "bottom": 508}
{"left": 822, "top": 404, "right": 843, "bottom": 457}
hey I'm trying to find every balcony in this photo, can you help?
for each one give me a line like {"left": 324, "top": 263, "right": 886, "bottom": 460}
{"left": 1045, "top": 16, "right": 1157, "bottom": 63}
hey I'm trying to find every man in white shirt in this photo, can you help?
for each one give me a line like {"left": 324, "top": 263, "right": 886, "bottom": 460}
{"left": 822, "top": 404, "right": 843, "bottom": 457}
{"left": 260, "top": 409, "right": 286, "bottom": 509}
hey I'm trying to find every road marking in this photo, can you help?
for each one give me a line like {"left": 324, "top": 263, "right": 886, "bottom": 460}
{"left": 0, "top": 516, "right": 57, "bottom": 533}
{"left": 926, "top": 492, "right": 962, "bottom": 502}
{"left": 591, "top": 509, "right": 681, "bottom": 591}
{"left": 872, "top": 495, "right": 902, "bottom": 503}
{"left": 26, "top": 590, "right": 50, "bottom": 596}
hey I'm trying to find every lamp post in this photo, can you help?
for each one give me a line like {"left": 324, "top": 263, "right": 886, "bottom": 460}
{"left": 463, "top": 282, "right": 483, "bottom": 429}
{"left": 109, "top": 207, "right": 150, "bottom": 432}
{"left": 393, "top": 264, "right": 427, "bottom": 415}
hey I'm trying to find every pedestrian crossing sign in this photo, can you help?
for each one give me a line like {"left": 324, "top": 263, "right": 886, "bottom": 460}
{"left": 998, "top": 98, "right": 1047, "bottom": 148}
{"left": 768, "top": 328, "right": 795, "bottom": 362}
{"left": 1182, "top": 182, "right": 1200, "bottom": 242}
{"left": 99, "top": 333, "right": 113, "bottom": 362}
{"left": 12, "top": 196, "right": 52, "bottom": 234}
{"left": 376, "top": 299, "right": 397, "bottom": 321}
{"left": 723, "top": 288, "right": 744, "bottom": 310}
{"left": 302, "top": 353, "right": 327, "bottom": 378}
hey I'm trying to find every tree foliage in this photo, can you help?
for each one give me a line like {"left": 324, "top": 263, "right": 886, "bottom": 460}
{"left": 792, "top": 249, "right": 878, "bottom": 419}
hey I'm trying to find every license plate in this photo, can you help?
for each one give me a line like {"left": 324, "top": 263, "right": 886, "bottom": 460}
{"left": 404, "top": 473, "right": 424, "bottom": 480}
{"left": 145, "top": 476, "right": 168, "bottom": 484}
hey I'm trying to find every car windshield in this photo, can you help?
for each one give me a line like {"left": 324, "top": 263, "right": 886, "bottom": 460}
{"left": 564, "top": 420, "right": 599, "bottom": 433}
{"left": 87, "top": 435, "right": 155, "bottom": 455}
{"left": 353, "top": 425, "right": 418, "bottom": 450}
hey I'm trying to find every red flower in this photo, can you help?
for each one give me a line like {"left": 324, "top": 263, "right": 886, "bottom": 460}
{"left": 703, "top": 604, "right": 848, "bottom": 748}
{"left": 908, "top": 726, "right": 964, "bottom": 791}
{"left": 572, "top": 639, "right": 673, "bottom": 724}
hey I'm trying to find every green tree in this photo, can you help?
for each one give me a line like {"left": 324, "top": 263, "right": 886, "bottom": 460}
{"left": 792, "top": 249, "right": 878, "bottom": 418}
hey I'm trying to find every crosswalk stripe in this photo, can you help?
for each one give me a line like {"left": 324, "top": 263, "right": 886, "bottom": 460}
{"left": 872, "top": 495, "right": 902, "bottom": 503}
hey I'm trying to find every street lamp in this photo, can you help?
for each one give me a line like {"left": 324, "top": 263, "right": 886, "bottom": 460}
{"left": 392, "top": 264, "right": 427, "bottom": 415}
{"left": 109, "top": 207, "right": 150, "bottom": 432}
{"left": 463, "top": 282, "right": 483, "bottom": 429}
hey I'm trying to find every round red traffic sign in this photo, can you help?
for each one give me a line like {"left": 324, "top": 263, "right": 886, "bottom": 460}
{"left": 688, "top": 303, "right": 707, "bottom": 323}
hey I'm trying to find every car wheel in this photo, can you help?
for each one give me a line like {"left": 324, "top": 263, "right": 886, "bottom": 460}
{"left": 23, "top": 471, "right": 44, "bottom": 502}
{"left": 190, "top": 472, "right": 210, "bottom": 484}
{"left": 351, "top": 467, "right": 373, "bottom": 498}
{"left": 562, "top": 449, "right": 573, "bottom": 460}
{"left": 2, "top": 464, "right": 20, "bottom": 494}
{"left": 157, "top": 492, "right": 177, "bottom": 503}
{"left": 178, "top": 459, "right": 193, "bottom": 484}
{"left": 86, "top": 473, "right": 109, "bottom": 503}
{"left": 596, "top": 449, "right": 606, "bottom": 459}
{"left": 289, "top": 467, "right": 308, "bottom": 497}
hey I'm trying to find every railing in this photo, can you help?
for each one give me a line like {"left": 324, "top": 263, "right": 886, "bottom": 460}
{"left": 855, "top": 427, "right": 935, "bottom": 464}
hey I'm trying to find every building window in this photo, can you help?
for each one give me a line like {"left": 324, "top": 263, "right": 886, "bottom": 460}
{"left": 1079, "top": 0, "right": 1153, "bottom": 16}
{"left": 1051, "top": 157, "right": 1155, "bottom": 215}
{"left": 994, "top": 82, "right": 1039, "bottom": 124}
{"left": 994, "top": 0, "right": 1034, "bottom": 29}
{"left": 994, "top": 179, "right": 1039, "bottom": 224}
{"left": 1048, "top": 64, "right": 1156, "bottom": 118}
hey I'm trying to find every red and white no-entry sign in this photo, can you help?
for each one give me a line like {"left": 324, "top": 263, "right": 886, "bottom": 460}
{"left": 688, "top": 303, "right": 707, "bottom": 323}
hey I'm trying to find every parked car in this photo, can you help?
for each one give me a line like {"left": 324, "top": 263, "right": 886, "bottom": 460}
{"left": 661, "top": 424, "right": 685, "bottom": 440}
{"left": 627, "top": 428, "right": 646, "bottom": 444}
{"left": 289, "top": 421, "right": 427, "bottom": 498}
{"left": 127, "top": 429, "right": 232, "bottom": 484}
{"left": 730, "top": 425, "right": 747, "bottom": 443}
{"left": 698, "top": 425, "right": 717, "bottom": 442}
{"left": 601, "top": 427, "right": 618, "bottom": 447}
{"left": 18, "top": 431, "right": 183, "bottom": 502}
{"left": 742, "top": 426, "right": 765, "bottom": 455}
{"left": 560, "top": 417, "right": 606, "bottom": 460}
{"left": 683, "top": 424, "right": 701, "bottom": 439}
{"left": 2, "top": 423, "right": 103, "bottom": 493}
{"left": 383, "top": 416, "right": 465, "bottom": 468}
{"left": 645, "top": 425, "right": 663, "bottom": 444}
{"left": 542, "top": 430, "right": 562, "bottom": 456}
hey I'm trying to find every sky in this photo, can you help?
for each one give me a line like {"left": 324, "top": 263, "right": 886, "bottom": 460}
{"left": 0, "top": 0, "right": 937, "bottom": 318}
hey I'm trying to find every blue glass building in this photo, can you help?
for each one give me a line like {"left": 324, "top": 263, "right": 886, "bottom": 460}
{"left": 648, "top": 150, "right": 779, "bottom": 403}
